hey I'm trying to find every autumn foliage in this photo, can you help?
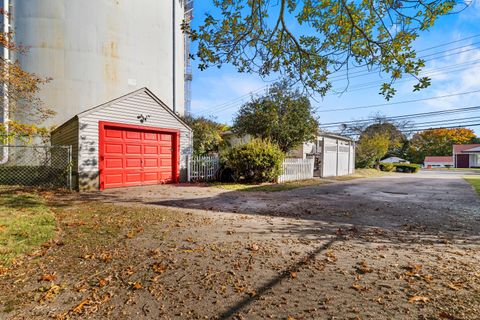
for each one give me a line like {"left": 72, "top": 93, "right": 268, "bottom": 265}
{"left": 0, "top": 9, "right": 52, "bottom": 142}
{"left": 407, "top": 128, "right": 477, "bottom": 163}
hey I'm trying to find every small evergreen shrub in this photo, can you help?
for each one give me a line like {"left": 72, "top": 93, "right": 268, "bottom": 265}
{"left": 394, "top": 163, "right": 420, "bottom": 173}
{"left": 223, "top": 139, "right": 285, "bottom": 183}
{"left": 379, "top": 162, "right": 395, "bottom": 172}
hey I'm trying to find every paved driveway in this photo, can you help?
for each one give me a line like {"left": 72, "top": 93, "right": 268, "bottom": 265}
{"left": 66, "top": 170, "right": 480, "bottom": 319}
{"left": 100, "top": 170, "right": 480, "bottom": 241}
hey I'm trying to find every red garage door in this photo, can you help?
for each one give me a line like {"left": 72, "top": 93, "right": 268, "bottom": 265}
{"left": 99, "top": 122, "right": 179, "bottom": 190}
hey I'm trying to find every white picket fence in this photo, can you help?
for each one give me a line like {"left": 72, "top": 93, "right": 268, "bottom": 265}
{"left": 187, "top": 155, "right": 220, "bottom": 182}
{"left": 278, "top": 158, "right": 315, "bottom": 183}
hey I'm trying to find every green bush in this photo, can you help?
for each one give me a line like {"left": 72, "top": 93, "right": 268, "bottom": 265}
{"left": 394, "top": 163, "right": 420, "bottom": 173}
{"left": 223, "top": 139, "right": 285, "bottom": 183}
{"left": 379, "top": 162, "right": 395, "bottom": 172}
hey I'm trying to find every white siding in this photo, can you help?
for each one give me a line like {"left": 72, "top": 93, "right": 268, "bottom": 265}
{"left": 77, "top": 89, "right": 192, "bottom": 190}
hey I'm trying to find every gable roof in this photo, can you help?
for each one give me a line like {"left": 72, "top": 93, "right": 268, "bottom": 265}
{"left": 462, "top": 146, "right": 480, "bottom": 153}
{"left": 77, "top": 87, "right": 191, "bottom": 131}
{"left": 382, "top": 156, "right": 406, "bottom": 161}
{"left": 424, "top": 156, "right": 453, "bottom": 163}
{"left": 52, "top": 88, "right": 191, "bottom": 135}
{"left": 453, "top": 144, "right": 480, "bottom": 154}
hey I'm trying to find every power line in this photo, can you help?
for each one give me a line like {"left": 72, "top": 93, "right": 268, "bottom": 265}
{"left": 212, "top": 59, "right": 480, "bottom": 115}
{"left": 209, "top": 52, "right": 480, "bottom": 115}
{"left": 198, "top": 35, "right": 480, "bottom": 114}
{"left": 316, "top": 89, "right": 480, "bottom": 113}
{"left": 334, "top": 123, "right": 480, "bottom": 136}
{"left": 320, "top": 105, "right": 480, "bottom": 127}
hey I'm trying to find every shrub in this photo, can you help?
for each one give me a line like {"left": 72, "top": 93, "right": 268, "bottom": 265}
{"left": 379, "top": 162, "right": 395, "bottom": 172}
{"left": 394, "top": 163, "right": 420, "bottom": 173}
{"left": 223, "top": 139, "right": 284, "bottom": 183}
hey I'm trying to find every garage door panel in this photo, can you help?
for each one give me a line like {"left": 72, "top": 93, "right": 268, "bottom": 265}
{"left": 125, "top": 171, "right": 142, "bottom": 185}
{"left": 160, "top": 171, "right": 173, "bottom": 180}
{"left": 125, "top": 158, "right": 142, "bottom": 168}
{"left": 160, "top": 146, "right": 173, "bottom": 154}
{"left": 104, "top": 174, "right": 123, "bottom": 185}
{"left": 143, "top": 172, "right": 160, "bottom": 183}
{"left": 143, "top": 158, "right": 159, "bottom": 168}
{"left": 105, "top": 128, "right": 123, "bottom": 139}
{"left": 126, "top": 144, "right": 142, "bottom": 155}
{"left": 160, "top": 158, "right": 172, "bottom": 166}
{"left": 101, "top": 124, "right": 176, "bottom": 190}
{"left": 105, "top": 158, "right": 123, "bottom": 169}
{"left": 160, "top": 134, "right": 172, "bottom": 141}
{"left": 105, "top": 143, "right": 123, "bottom": 154}
{"left": 125, "top": 130, "right": 142, "bottom": 140}
{"left": 144, "top": 132, "right": 159, "bottom": 141}
{"left": 144, "top": 145, "right": 159, "bottom": 155}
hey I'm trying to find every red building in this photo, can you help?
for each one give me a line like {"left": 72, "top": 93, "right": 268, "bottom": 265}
{"left": 453, "top": 144, "right": 480, "bottom": 168}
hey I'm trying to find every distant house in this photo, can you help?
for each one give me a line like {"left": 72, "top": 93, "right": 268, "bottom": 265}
{"left": 381, "top": 156, "right": 409, "bottom": 164}
{"left": 453, "top": 144, "right": 480, "bottom": 168}
{"left": 424, "top": 156, "right": 454, "bottom": 168}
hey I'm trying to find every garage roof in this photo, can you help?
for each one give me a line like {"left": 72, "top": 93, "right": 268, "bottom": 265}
{"left": 424, "top": 156, "right": 453, "bottom": 163}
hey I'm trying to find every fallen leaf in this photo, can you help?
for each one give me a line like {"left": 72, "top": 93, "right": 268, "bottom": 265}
{"left": 408, "top": 295, "right": 429, "bottom": 303}
{"left": 131, "top": 282, "right": 142, "bottom": 290}
{"left": 351, "top": 283, "right": 367, "bottom": 291}
{"left": 290, "top": 271, "right": 297, "bottom": 279}
{"left": 152, "top": 263, "right": 168, "bottom": 274}
{"left": 446, "top": 282, "right": 462, "bottom": 291}
{"left": 39, "top": 274, "right": 56, "bottom": 282}
{"left": 72, "top": 299, "right": 91, "bottom": 314}
{"left": 40, "top": 284, "right": 61, "bottom": 302}
{"left": 98, "top": 278, "right": 109, "bottom": 287}
{"left": 325, "top": 250, "right": 337, "bottom": 263}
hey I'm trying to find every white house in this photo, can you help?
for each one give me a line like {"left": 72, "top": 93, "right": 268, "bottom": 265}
{"left": 381, "top": 156, "right": 409, "bottom": 164}
{"left": 424, "top": 156, "right": 454, "bottom": 168}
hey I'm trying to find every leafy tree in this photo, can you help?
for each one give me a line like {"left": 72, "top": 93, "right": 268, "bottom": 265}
{"left": 233, "top": 81, "right": 318, "bottom": 153}
{"left": 407, "top": 128, "right": 477, "bottom": 163}
{"left": 0, "top": 8, "right": 52, "bottom": 142}
{"left": 362, "top": 122, "right": 407, "bottom": 158}
{"left": 185, "top": 0, "right": 464, "bottom": 99}
{"left": 355, "top": 132, "right": 390, "bottom": 168}
{"left": 182, "top": 115, "right": 228, "bottom": 156}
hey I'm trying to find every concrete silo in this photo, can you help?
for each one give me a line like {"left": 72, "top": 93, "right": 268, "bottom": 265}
{"left": 6, "top": 0, "right": 189, "bottom": 127}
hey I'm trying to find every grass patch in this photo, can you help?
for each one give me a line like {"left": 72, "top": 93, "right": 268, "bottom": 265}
{"left": 465, "top": 176, "right": 480, "bottom": 195}
{"left": 0, "top": 187, "right": 56, "bottom": 266}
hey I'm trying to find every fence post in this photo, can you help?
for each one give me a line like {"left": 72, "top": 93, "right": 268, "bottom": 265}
{"left": 187, "top": 155, "right": 190, "bottom": 182}
{"left": 67, "top": 145, "right": 73, "bottom": 190}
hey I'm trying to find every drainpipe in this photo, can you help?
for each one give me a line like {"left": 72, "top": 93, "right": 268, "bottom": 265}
{"left": 172, "top": 0, "right": 176, "bottom": 114}
{"left": 1, "top": 0, "right": 10, "bottom": 164}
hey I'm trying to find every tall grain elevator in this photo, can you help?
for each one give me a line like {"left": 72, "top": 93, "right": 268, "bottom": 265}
{"left": 3, "top": 0, "right": 191, "bottom": 127}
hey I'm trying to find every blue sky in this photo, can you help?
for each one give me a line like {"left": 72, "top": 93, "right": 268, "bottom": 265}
{"left": 189, "top": 1, "right": 480, "bottom": 135}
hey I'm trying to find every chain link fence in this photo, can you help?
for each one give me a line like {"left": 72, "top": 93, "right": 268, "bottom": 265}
{"left": 0, "top": 145, "right": 72, "bottom": 189}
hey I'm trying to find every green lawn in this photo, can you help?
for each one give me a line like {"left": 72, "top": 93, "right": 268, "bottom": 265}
{"left": 465, "top": 176, "right": 480, "bottom": 195}
{"left": 0, "top": 187, "right": 56, "bottom": 266}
